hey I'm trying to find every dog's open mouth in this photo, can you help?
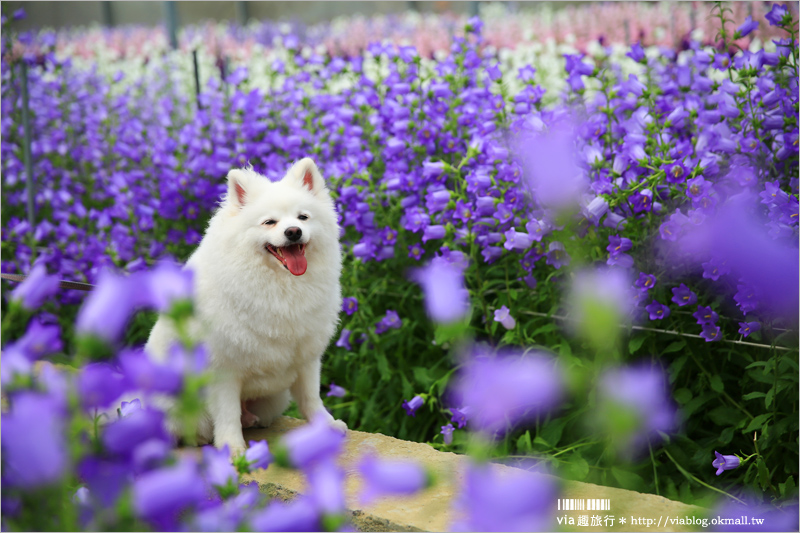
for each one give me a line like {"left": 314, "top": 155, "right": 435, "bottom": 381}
{"left": 265, "top": 243, "right": 307, "bottom": 276}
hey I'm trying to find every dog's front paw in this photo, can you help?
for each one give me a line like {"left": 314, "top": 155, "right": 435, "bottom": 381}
{"left": 330, "top": 419, "right": 348, "bottom": 434}
{"left": 227, "top": 445, "right": 247, "bottom": 459}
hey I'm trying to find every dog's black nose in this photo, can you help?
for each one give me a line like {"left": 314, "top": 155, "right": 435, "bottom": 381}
{"left": 284, "top": 226, "right": 302, "bottom": 242}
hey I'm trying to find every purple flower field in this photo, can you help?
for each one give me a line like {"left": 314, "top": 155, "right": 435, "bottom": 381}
{"left": 1, "top": 3, "right": 798, "bottom": 532}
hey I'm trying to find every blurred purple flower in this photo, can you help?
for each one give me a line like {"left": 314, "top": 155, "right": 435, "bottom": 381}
{"left": 712, "top": 451, "right": 740, "bottom": 475}
{"left": 493, "top": 305, "right": 516, "bottom": 330}
{"left": 700, "top": 324, "right": 722, "bottom": 342}
{"left": 738, "top": 321, "right": 760, "bottom": 338}
{"left": 342, "top": 297, "right": 358, "bottom": 315}
{"left": 441, "top": 423, "right": 455, "bottom": 444}
{"left": 735, "top": 16, "right": 759, "bottom": 38}
{"left": 645, "top": 300, "right": 670, "bottom": 320}
{"left": 451, "top": 461, "right": 557, "bottom": 532}
{"left": 245, "top": 440, "right": 272, "bottom": 470}
{"left": 358, "top": 453, "right": 429, "bottom": 505}
{"left": 132, "top": 458, "right": 207, "bottom": 523}
{"left": 76, "top": 268, "right": 135, "bottom": 343}
{"left": 402, "top": 395, "right": 424, "bottom": 416}
{"left": 1, "top": 392, "right": 68, "bottom": 489}
{"left": 545, "top": 242, "right": 570, "bottom": 270}
{"left": 249, "top": 497, "right": 320, "bottom": 532}
{"left": 327, "top": 382, "right": 346, "bottom": 398}
{"left": 14, "top": 318, "right": 62, "bottom": 360}
{"left": 375, "top": 310, "right": 402, "bottom": 334}
{"left": 78, "top": 456, "right": 130, "bottom": 507}
{"left": 693, "top": 306, "right": 719, "bottom": 325}
{"left": 765, "top": 3, "right": 789, "bottom": 26}
{"left": 306, "top": 459, "right": 345, "bottom": 516}
{"left": 102, "top": 408, "right": 169, "bottom": 456}
{"left": 11, "top": 262, "right": 60, "bottom": 310}
{"left": 411, "top": 257, "right": 470, "bottom": 323}
{"left": 671, "top": 284, "right": 697, "bottom": 307}
{"left": 634, "top": 273, "right": 656, "bottom": 291}
{"left": 281, "top": 415, "right": 345, "bottom": 470}
{"left": 672, "top": 193, "right": 799, "bottom": 318}
{"left": 448, "top": 347, "right": 563, "bottom": 436}
{"left": 711, "top": 497, "right": 798, "bottom": 532}
{"left": 599, "top": 364, "right": 677, "bottom": 452}
{"left": 335, "top": 329, "right": 352, "bottom": 351}
{"left": 514, "top": 121, "right": 588, "bottom": 210}
{"left": 203, "top": 445, "right": 236, "bottom": 488}
{"left": 450, "top": 406, "right": 471, "bottom": 428}
{"left": 145, "top": 261, "right": 194, "bottom": 312}
{"left": 77, "top": 363, "right": 127, "bottom": 410}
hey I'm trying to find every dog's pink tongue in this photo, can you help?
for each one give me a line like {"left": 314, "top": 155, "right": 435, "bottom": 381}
{"left": 284, "top": 245, "right": 307, "bottom": 276}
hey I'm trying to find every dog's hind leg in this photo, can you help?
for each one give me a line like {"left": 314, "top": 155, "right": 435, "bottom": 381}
{"left": 246, "top": 390, "right": 291, "bottom": 429}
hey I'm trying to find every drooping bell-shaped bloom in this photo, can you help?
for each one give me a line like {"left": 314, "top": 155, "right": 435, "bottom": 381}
{"left": 451, "top": 461, "right": 558, "bottom": 532}
{"left": 280, "top": 416, "right": 345, "bottom": 470}
{"left": 132, "top": 458, "right": 207, "bottom": 523}
{"left": 402, "top": 395, "right": 424, "bottom": 417}
{"left": 11, "top": 262, "right": 60, "bottom": 310}
{"left": 493, "top": 306, "right": 516, "bottom": 330}
{"left": 1, "top": 392, "right": 69, "bottom": 489}
{"left": 712, "top": 451, "right": 741, "bottom": 476}
{"left": 411, "top": 257, "right": 470, "bottom": 323}
{"left": 326, "top": 382, "right": 346, "bottom": 398}
{"left": 245, "top": 440, "right": 272, "bottom": 470}
{"left": 358, "top": 453, "right": 430, "bottom": 505}
{"left": 448, "top": 347, "right": 563, "bottom": 436}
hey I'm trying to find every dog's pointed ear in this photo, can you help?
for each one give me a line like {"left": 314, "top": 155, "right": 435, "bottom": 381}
{"left": 226, "top": 168, "right": 252, "bottom": 209}
{"left": 285, "top": 158, "right": 326, "bottom": 195}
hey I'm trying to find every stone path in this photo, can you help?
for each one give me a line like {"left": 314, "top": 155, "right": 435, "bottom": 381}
{"left": 234, "top": 417, "right": 708, "bottom": 532}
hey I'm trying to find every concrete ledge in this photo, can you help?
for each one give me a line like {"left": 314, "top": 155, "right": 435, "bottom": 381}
{"left": 230, "top": 417, "right": 706, "bottom": 532}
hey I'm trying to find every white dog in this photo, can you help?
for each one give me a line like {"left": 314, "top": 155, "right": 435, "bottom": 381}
{"left": 145, "top": 158, "right": 347, "bottom": 454}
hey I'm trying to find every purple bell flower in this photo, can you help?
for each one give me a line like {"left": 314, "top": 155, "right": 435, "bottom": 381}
{"left": 342, "top": 297, "right": 358, "bottom": 316}
{"left": 358, "top": 453, "right": 429, "bottom": 505}
{"left": 245, "top": 440, "right": 272, "bottom": 470}
{"left": 411, "top": 257, "right": 470, "bottom": 323}
{"left": 1, "top": 392, "right": 69, "bottom": 489}
{"left": 712, "top": 451, "right": 741, "bottom": 475}
{"left": 281, "top": 416, "right": 345, "bottom": 470}
{"left": 738, "top": 321, "right": 761, "bottom": 338}
{"left": 402, "top": 395, "right": 424, "bottom": 417}
{"left": 11, "top": 262, "right": 60, "bottom": 310}
{"left": 327, "top": 382, "right": 346, "bottom": 398}
{"left": 448, "top": 347, "right": 563, "bottom": 436}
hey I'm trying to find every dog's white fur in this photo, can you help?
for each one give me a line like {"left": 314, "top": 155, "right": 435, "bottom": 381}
{"left": 145, "top": 158, "right": 346, "bottom": 454}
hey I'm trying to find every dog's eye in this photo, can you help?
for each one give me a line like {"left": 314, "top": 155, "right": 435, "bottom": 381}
{"left": 263, "top": 220, "right": 276, "bottom": 226}
{"left": 298, "top": 214, "right": 309, "bottom": 221}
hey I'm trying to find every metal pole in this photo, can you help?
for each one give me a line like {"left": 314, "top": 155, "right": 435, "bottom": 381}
{"left": 193, "top": 49, "right": 201, "bottom": 110}
{"left": 20, "top": 62, "right": 35, "bottom": 232}
{"left": 101, "top": 1, "right": 114, "bottom": 27}
{"left": 236, "top": 1, "right": 248, "bottom": 25}
{"left": 164, "top": 1, "right": 178, "bottom": 50}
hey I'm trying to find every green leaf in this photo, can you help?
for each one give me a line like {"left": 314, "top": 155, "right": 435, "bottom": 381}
{"left": 569, "top": 453, "right": 590, "bottom": 480}
{"left": 663, "top": 338, "right": 686, "bottom": 354}
{"left": 742, "top": 391, "right": 766, "bottom": 401}
{"left": 757, "top": 458, "right": 770, "bottom": 491}
{"left": 779, "top": 476, "right": 796, "bottom": 499}
{"left": 709, "top": 375, "right": 724, "bottom": 393}
{"left": 375, "top": 353, "right": 391, "bottom": 381}
{"left": 673, "top": 388, "right": 692, "bottom": 405}
{"left": 743, "top": 413, "right": 771, "bottom": 434}
{"left": 412, "top": 366, "right": 433, "bottom": 388}
{"left": 612, "top": 467, "right": 644, "bottom": 490}
{"left": 628, "top": 335, "right": 646, "bottom": 354}
{"left": 517, "top": 431, "right": 533, "bottom": 453}
{"left": 765, "top": 387, "right": 775, "bottom": 410}
{"left": 719, "top": 427, "right": 734, "bottom": 445}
